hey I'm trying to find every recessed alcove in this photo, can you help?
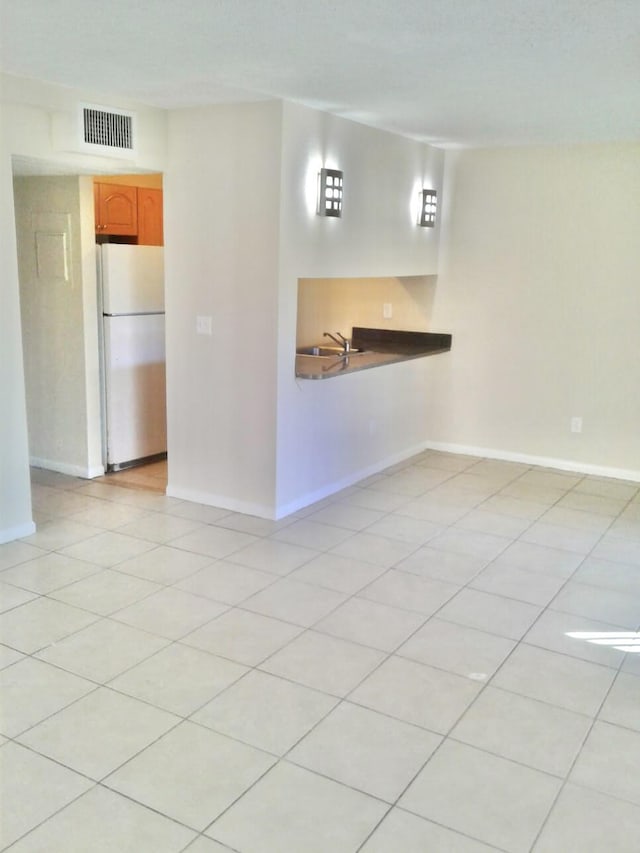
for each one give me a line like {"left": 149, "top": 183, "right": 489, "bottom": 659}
{"left": 296, "top": 275, "right": 438, "bottom": 345}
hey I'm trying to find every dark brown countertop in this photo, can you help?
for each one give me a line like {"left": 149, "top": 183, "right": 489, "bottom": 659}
{"left": 295, "top": 327, "right": 452, "bottom": 380}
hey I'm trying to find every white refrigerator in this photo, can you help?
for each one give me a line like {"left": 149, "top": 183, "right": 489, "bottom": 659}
{"left": 97, "top": 244, "right": 167, "bottom": 471}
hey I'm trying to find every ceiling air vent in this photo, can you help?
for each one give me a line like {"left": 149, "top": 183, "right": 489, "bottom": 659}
{"left": 83, "top": 106, "right": 133, "bottom": 150}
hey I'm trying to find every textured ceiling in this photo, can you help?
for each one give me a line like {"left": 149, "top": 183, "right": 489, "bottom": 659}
{"left": 1, "top": 0, "right": 638, "bottom": 147}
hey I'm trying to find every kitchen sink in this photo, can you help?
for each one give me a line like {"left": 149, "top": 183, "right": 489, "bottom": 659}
{"left": 296, "top": 345, "right": 367, "bottom": 357}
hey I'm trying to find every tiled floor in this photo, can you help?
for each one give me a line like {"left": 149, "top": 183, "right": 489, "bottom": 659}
{"left": 2, "top": 451, "right": 640, "bottom": 852}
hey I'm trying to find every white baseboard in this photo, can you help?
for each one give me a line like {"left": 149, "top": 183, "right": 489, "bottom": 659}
{"left": 274, "top": 439, "right": 433, "bottom": 519}
{"left": 423, "top": 441, "right": 640, "bottom": 483}
{"left": 166, "top": 484, "right": 275, "bottom": 520}
{"left": 0, "top": 521, "right": 37, "bottom": 544}
{"left": 30, "top": 457, "right": 105, "bottom": 480}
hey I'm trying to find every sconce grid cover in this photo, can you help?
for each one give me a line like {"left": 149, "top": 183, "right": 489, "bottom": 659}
{"left": 317, "top": 168, "right": 343, "bottom": 217}
{"left": 418, "top": 188, "right": 437, "bottom": 227}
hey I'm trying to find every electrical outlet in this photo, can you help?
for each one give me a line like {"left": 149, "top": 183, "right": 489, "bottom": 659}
{"left": 383, "top": 303, "right": 393, "bottom": 319}
{"left": 196, "top": 315, "right": 212, "bottom": 335}
{"left": 571, "top": 416, "right": 583, "bottom": 433}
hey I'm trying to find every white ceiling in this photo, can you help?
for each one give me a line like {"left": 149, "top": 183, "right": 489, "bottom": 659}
{"left": 1, "top": 0, "right": 638, "bottom": 148}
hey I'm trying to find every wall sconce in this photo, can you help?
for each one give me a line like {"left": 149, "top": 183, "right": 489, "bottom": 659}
{"left": 418, "top": 188, "right": 437, "bottom": 227}
{"left": 317, "top": 168, "right": 343, "bottom": 217}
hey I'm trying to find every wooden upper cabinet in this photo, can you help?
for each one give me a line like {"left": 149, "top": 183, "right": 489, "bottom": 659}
{"left": 137, "top": 187, "right": 164, "bottom": 246}
{"left": 94, "top": 183, "right": 138, "bottom": 236}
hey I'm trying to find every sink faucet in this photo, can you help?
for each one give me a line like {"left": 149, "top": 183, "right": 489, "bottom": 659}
{"left": 323, "top": 331, "right": 351, "bottom": 353}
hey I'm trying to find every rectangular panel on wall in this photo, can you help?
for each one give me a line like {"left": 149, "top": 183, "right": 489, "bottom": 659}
{"left": 32, "top": 213, "right": 72, "bottom": 286}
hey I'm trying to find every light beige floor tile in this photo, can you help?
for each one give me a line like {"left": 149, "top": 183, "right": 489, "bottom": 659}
{"left": 36, "top": 618, "right": 168, "bottom": 682}
{"left": 289, "top": 701, "right": 441, "bottom": 801}
{"left": 271, "top": 519, "right": 354, "bottom": 551}
{"left": 106, "top": 721, "right": 275, "bottom": 830}
{"left": 489, "top": 539, "right": 583, "bottom": 578}
{"left": 394, "top": 495, "right": 474, "bottom": 525}
{"left": 112, "top": 587, "right": 228, "bottom": 639}
{"left": 18, "top": 686, "right": 179, "bottom": 780}
{"left": 167, "top": 525, "right": 260, "bottom": 559}
{"left": 470, "top": 562, "right": 566, "bottom": 606}
{"left": 21, "top": 519, "right": 103, "bottom": 551}
{"left": 109, "top": 643, "right": 247, "bottom": 716}
{"left": 6, "top": 784, "right": 196, "bottom": 853}
{"left": 185, "top": 838, "right": 235, "bottom": 853}
{"left": 351, "top": 655, "right": 481, "bottom": 733}
{"left": 48, "top": 569, "right": 160, "bottom": 615}
{"left": 558, "top": 490, "right": 628, "bottom": 516}
{"left": 116, "top": 512, "right": 204, "bottom": 543}
{"left": 359, "top": 569, "right": 459, "bottom": 615}
{"left": 395, "top": 545, "right": 488, "bottom": 585}
{"left": 360, "top": 807, "right": 499, "bottom": 852}
{"left": 0, "top": 552, "right": 100, "bottom": 593}
{"left": 570, "top": 721, "right": 640, "bottom": 804}
{"left": 573, "top": 477, "right": 638, "bottom": 501}
{"left": 289, "top": 552, "right": 387, "bottom": 593}
{"left": 598, "top": 671, "right": 640, "bottom": 731}
{"left": 363, "top": 514, "right": 443, "bottom": 545}
{"left": 592, "top": 535, "right": 640, "bottom": 567}
{"left": 166, "top": 501, "right": 231, "bottom": 524}
{"left": 0, "top": 742, "right": 93, "bottom": 850}
{"left": 499, "top": 480, "right": 568, "bottom": 505}
{"left": 241, "top": 577, "right": 347, "bottom": 627}
{"left": 0, "top": 657, "right": 95, "bottom": 737}
{"left": 520, "top": 521, "right": 603, "bottom": 554}
{"left": 115, "top": 544, "right": 213, "bottom": 584}
{"left": 227, "top": 538, "right": 319, "bottom": 575}
{"left": 337, "top": 487, "right": 411, "bottom": 512}
{"left": 0, "top": 581, "right": 38, "bottom": 613}
{"left": 452, "top": 685, "right": 592, "bottom": 776}
{"left": 315, "top": 596, "right": 426, "bottom": 652}
{"left": 397, "top": 617, "right": 515, "bottom": 680}
{"left": 491, "top": 643, "right": 616, "bottom": 716}
{"left": 427, "top": 528, "right": 511, "bottom": 561}
{"left": 523, "top": 609, "right": 628, "bottom": 668}
{"left": 400, "top": 739, "right": 561, "bottom": 853}
{"left": 0, "top": 643, "right": 24, "bottom": 669}
{"left": 0, "top": 597, "right": 97, "bottom": 654}
{"left": 436, "top": 587, "right": 542, "bottom": 640}
{"left": 533, "top": 783, "right": 640, "bottom": 853}
{"left": 260, "top": 629, "right": 385, "bottom": 697}
{"left": 59, "top": 531, "right": 157, "bottom": 567}
{"left": 550, "top": 580, "right": 640, "bottom": 628}
{"left": 330, "top": 531, "right": 418, "bottom": 567}
{"left": 574, "top": 555, "right": 640, "bottom": 595}
{"left": 207, "top": 761, "right": 387, "bottom": 853}
{"left": 305, "top": 502, "right": 386, "bottom": 531}
{"left": 175, "top": 560, "right": 277, "bottom": 604}
{"left": 517, "top": 470, "right": 581, "bottom": 491}
{"left": 538, "top": 505, "right": 613, "bottom": 534}
{"left": 66, "top": 502, "right": 150, "bottom": 531}
{"left": 480, "top": 494, "right": 548, "bottom": 521}
{"left": 0, "top": 540, "right": 46, "bottom": 571}
{"left": 214, "top": 511, "right": 295, "bottom": 537}
{"left": 182, "top": 607, "right": 302, "bottom": 666}
{"left": 192, "top": 669, "right": 337, "bottom": 754}
{"left": 455, "top": 508, "right": 532, "bottom": 538}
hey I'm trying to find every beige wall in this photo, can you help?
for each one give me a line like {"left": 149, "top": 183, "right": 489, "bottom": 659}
{"left": 430, "top": 143, "right": 640, "bottom": 478}
{"left": 13, "top": 176, "right": 102, "bottom": 476}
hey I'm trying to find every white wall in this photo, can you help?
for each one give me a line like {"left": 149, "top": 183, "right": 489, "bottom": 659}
{"left": 275, "top": 103, "right": 446, "bottom": 515}
{"left": 0, "top": 73, "right": 166, "bottom": 542}
{"left": 164, "top": 102, "right": 283, "bottom": 515}
{"left": 430, "top": 143, "right": 640, "bottom": 478}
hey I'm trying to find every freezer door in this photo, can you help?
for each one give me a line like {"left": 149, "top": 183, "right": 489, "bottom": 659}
{"left": 103, "top": 314, "right": 167, "bottom": 467}
{"left": 101, "top": 244, "right": 164, "bottom": 314}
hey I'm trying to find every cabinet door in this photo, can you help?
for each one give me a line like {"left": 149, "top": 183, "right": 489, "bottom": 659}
{"left": 95, "top": 183, "right": 138, "bottom": 236}
{"left": 137, "top": 187, "right": 164, "bottom": 245}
